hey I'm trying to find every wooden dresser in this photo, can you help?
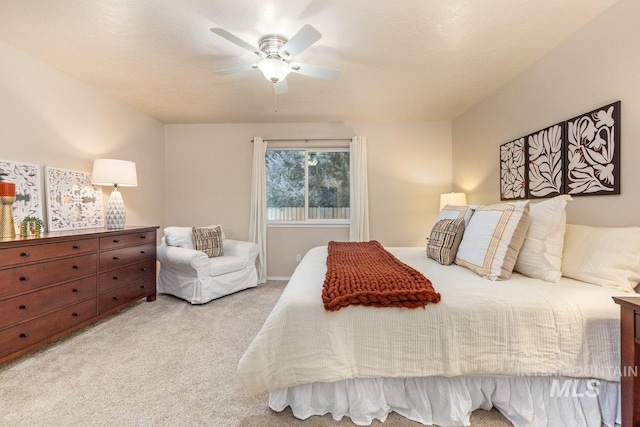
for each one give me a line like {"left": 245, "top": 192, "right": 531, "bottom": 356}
{"left": 0, "top": 226, "right": 158, "bottom": 364}
{"left": 613, "top": 296, "right": 640, "bottom": 427}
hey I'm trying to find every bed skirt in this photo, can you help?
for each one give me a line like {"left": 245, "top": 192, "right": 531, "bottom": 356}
{"left": 269, "top": 376, "right": 621, "bottom": 427}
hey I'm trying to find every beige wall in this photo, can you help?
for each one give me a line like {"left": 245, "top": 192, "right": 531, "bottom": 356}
{"left": 0, "top": 41, "right": 164, "bottom": 230}
{"left": 164, "top": 121, "right": 451, "bottom": 277}
{"left": 452, "top": 0, "right": 639, "bottom": 226}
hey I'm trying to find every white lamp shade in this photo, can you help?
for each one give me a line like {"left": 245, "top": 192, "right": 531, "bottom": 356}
{"left": 257, "top": 58, "right": 291, "bottom": 83}
{"left": 439, "top": 192, "right": 467, "bottom": 210}
{"left": 91, "top": 159, "right": 138, "bottom": 187}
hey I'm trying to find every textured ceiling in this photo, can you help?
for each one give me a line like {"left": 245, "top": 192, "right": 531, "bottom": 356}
{"left": 0, "top": 0, "right": 619, "bottom": 123}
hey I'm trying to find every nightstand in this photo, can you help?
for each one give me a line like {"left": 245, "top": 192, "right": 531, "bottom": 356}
{"left": 612, "top": 296, "right": 640, "bottom": 427}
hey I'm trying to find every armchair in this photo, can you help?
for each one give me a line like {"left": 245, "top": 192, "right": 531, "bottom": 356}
{"left": 157, "top": 226, "right": 259, "bottom": 304}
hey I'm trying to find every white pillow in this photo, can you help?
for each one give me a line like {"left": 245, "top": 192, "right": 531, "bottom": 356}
{"left": 436, "top": 204, "right": 478, "bottom": 228}
{"left": 164, "top": 225, "right": 225, "bottom": 249}
{"left": 562, "top": 224, "right": 640, "bottom": 293}
{"left": 455, "top": 200, "right": 530, "bottom": 280}
{"left": 514, "top": 195, "right": 571, "bottom": 282}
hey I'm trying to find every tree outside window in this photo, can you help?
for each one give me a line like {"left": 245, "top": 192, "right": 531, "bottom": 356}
{"left": 266, "top": 149, "right": 349, "bottom": 222}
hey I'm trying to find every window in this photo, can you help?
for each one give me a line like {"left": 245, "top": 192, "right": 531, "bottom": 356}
{"left": 266, "top": 149, "right": 350, "bottom": 224}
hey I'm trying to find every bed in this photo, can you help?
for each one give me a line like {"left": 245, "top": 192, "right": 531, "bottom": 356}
{"left": 237, "top": 246, "right": 624, "bottom": 426}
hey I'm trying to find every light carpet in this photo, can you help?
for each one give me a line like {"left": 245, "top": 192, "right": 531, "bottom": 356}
{"left": 0, "top": 281, "right": 512, "bottom": 426}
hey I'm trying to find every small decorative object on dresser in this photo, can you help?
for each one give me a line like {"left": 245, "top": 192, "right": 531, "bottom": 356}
{"left": 0, "top": 226, "right": 158, "bottom": 365}
{"left": 0, "top": 182, "right": 16, "bottom": 238}
{"left": 612, "top": 296, "right": 640, "bottom": 427}
{"left": 19, "top": 216, "right": 44, "bottom": 238}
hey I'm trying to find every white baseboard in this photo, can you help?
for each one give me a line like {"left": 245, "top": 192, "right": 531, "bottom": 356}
{"left": 267, "top": 276, "right": 291, "bottom": 281}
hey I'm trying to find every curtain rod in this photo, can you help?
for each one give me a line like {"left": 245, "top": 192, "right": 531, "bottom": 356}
{"left": 250, "top": 138, "right": 352, "bottom": 143}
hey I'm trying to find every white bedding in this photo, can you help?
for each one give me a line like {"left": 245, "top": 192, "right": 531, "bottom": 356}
{"left": 238, "top": 246, "right": 623, "bottom": 398}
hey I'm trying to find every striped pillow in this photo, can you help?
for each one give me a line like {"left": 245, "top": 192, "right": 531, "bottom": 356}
{"left": 192, "top": 226, "right": 224, "bottom": 257}
{"left": 455, "top": 201, "right": 530, "bottom": 280}
{"left": 427, "top": 218, "right": 466, "bottom": 265}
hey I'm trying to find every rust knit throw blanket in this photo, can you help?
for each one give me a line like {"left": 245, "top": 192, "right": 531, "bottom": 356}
{"left": 322, "top": 241, "right": 441, "bottom": 311}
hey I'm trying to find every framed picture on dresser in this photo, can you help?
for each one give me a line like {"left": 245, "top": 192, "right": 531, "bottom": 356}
{"left": 0, "top": 159, "right": 44, "bottom": 229}
{"left": 44, "top": 166, "right": 104, "bottom": 231}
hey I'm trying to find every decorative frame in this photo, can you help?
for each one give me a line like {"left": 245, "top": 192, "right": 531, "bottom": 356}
{"left": 500, "top": 137, "right": 527, "bottom": 200}
{"left": 0, "top": 159, "right": 44, "bottom": 229}
{"left": 526, "top": 122, "right": 565, "bottom": 199}
{"left": 44, "top": 166, "right": 104, "bottom": 231}
{"left": 564, "top": 101, "right": 620, "bottom": 196}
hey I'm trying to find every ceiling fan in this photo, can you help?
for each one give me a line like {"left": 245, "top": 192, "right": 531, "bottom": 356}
{"left": 210, "top": 25, "right": 340, "bottom": 94}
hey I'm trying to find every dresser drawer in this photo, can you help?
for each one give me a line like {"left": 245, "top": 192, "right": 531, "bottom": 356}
{"left": 100, "top": 231, "right": 156, "bottom": 251}
{"left": 0, "top": 276, "right": 96, "bottom": 330}
{"left": 98, "top": 277, "right": 154, "bottom": 314}
{"left": 635, "top": 313, "right": 640, "bottom": 341}
{"left": 98, "top": 259, "right": 156, "bottom": 293}
{"left": 0, "top": 238, "right": 98, "bottom": 269}
{"left": 0, "top": 298, "right": 96, "bottom": 359}
{"left": 99, "top": 243, "right": 156, "bottom": 271}
{"left": 0, "top": 253, "right": 97, "bottom": 299}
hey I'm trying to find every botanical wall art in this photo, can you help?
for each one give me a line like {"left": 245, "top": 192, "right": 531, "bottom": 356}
{"left": 500, "top": 100, "right": 620, "bottom": 200}
{"left": 565, "top": 101, "right": 620, "bottom": 196}
{"left": 500, "top": 138, "right": 527, "bottom": 200}
{"left": 0, "top": 159, "right": 43, "bottom": 228}
{"left": 45, "top": 166, "right": 104, "bottom": 231}
{"left": 527, "top": 122, "right": 564, "bottom": 199}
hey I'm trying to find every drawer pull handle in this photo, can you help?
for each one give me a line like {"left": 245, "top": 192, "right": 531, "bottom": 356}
{"left": 72, "top": 288, "right": 80, "bottom": 293}
{"left": 140, "top": 285, "right": 146, "bottom": 289}
{"left": 140, "top": 235, "right": 147, "bottom": 239}
{"left": 112, "top": 276, "right": 119, "bottom": 280}
{"left": 140, "top": 250, "right": 146, "bottom": 254}
{"left": 72, "top": 245, "right": 80, "bottom": 249}
{"left": 19, "top": 276, "right": 29, "bottom": 281}
{"left": 72, "top": 312, "right": 80, "bottom": 317}
{"left": 113, "top": 239, "right": 119, "bottom": 243}
{"left": 20, "top": 252, "right": 30, "bottom": 257}
{"left": 19, "top": 304, "right": 29, "bottom": 310}
{"left": 72, "top": 265, "right": 80, "bottom": 270}
{"left": 140, "top": 267, "right": 147, "bottom": 272}
{"left": 19, "top": 333, "right": 29, "bottom": 338}
{"left": 112, "top": 256, "right": 120, "bottom": 260}
{"left": 113, "top": 296, "right": 119, "bottom": 301}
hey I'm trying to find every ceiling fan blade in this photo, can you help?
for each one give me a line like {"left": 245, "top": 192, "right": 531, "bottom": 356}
{"left": 214, "top": 64, "right": 257, "bottom": 75}
{"left": 278, "top": 24, "right": 322, "bottom": 58}
{"left": 290, "top": 62, "right": 340, "bottom": 81}
{"left": 274, "top": 79, "right": 289, "bottom": 95}
{"left": 210, "top": 28, "right": 262, "bottom": 57}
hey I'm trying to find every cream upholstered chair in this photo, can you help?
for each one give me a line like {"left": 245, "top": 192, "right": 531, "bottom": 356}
{"left": 157, "top": 226, "right": 259, "bottom": 304}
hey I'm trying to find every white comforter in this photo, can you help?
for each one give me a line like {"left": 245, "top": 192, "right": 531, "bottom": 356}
{"left": 238, "top": 247, "right": 622, "bottom": 397}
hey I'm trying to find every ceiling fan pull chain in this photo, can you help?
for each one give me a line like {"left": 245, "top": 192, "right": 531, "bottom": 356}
{"left": 274, "top": 90, "right": 278, "bottom": 113}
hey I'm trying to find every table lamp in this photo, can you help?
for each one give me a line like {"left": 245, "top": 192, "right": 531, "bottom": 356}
{"left": 439, "top": 192, "right": 467, "bottom": 210}
{"left": 91, "top": 159, "right": 138, "bottom": 229}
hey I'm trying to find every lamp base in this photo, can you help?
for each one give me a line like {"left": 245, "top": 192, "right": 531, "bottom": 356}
{"left": 105, "top": 188, "right": 126, "bottom": 229}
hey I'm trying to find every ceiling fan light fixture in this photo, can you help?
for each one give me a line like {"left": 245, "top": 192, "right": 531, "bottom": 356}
{"left": 257, "top": 58, "right": 291, "bottom": 83}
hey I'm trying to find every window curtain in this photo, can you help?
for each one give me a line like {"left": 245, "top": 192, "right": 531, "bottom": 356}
{"left": 349, "top": 136, "right": 370, "bottom": 241}
{"left": 249, "top": 136, "right": 268, "bottom": 283}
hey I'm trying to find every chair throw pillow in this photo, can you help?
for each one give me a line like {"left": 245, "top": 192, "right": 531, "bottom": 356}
{"left": 427, "top": 218, "right": 465, "bottom": 265}
{"left": 165, "top": 224, "right": 225, "bottom": 249}
{"left": 192, "top": 226, "right": 224, "bottom": 257}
